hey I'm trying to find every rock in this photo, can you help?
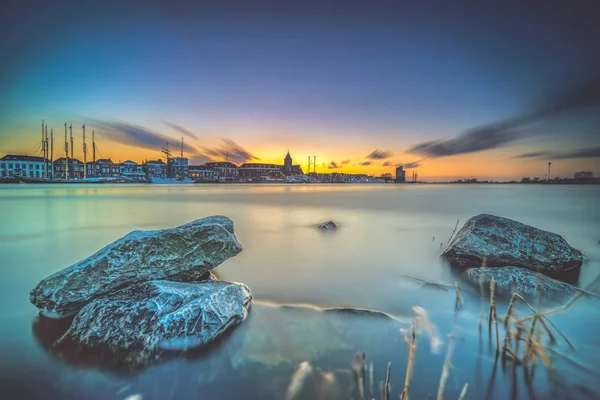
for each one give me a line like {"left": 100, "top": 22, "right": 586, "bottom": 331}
{"left": 442, "top": 214, "right": 583, "bottom": 279}
{"left": 317, "top": 221, "right": 337, "bottom": 230}
{"left": 464, "top": 267, "right": 578, "bottom": 303}
{"left": 54, "top": 280, "right": 252, "bottom": 366}
{"left": 30, "top": 216, "right": 243, "bottom": 318}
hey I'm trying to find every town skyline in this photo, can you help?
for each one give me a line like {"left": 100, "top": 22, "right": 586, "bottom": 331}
{"left": 1, "top": 2, "right": 599, "bottom": 181}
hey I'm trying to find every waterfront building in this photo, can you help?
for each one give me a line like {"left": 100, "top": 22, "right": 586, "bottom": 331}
{"left": 188, "top": 165, "right": 215, "bottom": 181}
{"left": 167, "top": 157, "right": 189, "bottom": 179}
{"left": 120, "top": 160, "right": 144, "bottom": 177}
{"left": 53, "top": 157, "right": 85, "bottom": 179}
{"left": 143, "top": 159, "right": 167, "bottom": 179}
{"left": 87, "top": 158, "right": 120, "bottom": 178}
{"left": 395, "top": 166, "right": 406, "bottom": 182}
{"left": 238, "top": 163, "right": 282, "bottom": 180}
{"left": 280, "top": 151, "right": 303, "bottom": 176}
{"left": 204, "top": 161, "right": 238, "bottom": 181}
{"left": 0, "top": 155, "right": 52, "bottom": 178}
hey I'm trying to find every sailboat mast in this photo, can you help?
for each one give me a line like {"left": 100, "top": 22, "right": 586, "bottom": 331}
{"left": 41, "top": 120, "right": 45, "bottom": 178}
{"left": 180, "top": 137, "right": 183, "bottom": 181}
{"left": 92, "top": 130, "right": 96, "bottom": 177}
{"left": 82, "top": 124, "right": 87, "bottom": 179}
{"left": 50, "top": 128, "right": 54, "bottom": 179}
{"left": 65, "top": 122, "right": 69, "bottom": 180}
{"left": 44, "top": 125, "right": 48, "bottom": 179}
{"left": 69, "top": 123, "right": 73, "bottom": 178}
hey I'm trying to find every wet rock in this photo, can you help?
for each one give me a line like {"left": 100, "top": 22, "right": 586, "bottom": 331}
{"left": 54, "top": 280, "right": 252, "bottom": 366}
{"left": 442, "top": 214, "right": 583, "bottom": 279}
{"left": 464, "top": 267, "right": 578, "bottom": 303}
{"left": 317, "top": 221, "right": 337, "bottom": 230}
{"left": 30, "top": 216, "right": 242, "bottom": 318}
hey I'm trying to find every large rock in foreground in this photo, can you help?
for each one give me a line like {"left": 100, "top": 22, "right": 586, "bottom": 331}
{"left": 442, "top": 214, "right": 583, "bottom": 279}
{"left": 464, "top": 267, "right": 578, "bottom": 303}
{"left": 55, "top": 280, "right": 252, "bottom": 365}
{"left": 30, "top": 216, "right": 243, "bottom": 318}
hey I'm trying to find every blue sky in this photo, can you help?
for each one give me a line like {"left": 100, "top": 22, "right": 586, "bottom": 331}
{"left": 1, "top": 1, "right": 599, "bottom": 179}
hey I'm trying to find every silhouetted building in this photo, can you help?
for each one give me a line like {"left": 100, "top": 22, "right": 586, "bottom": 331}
{"left": 280, "top": 151, "right": 303, "bottom": 176}
{"left": 205, "top": 161, "right": 238, "bottom": 181}
{"left": 239, "top": 163, "right": 282, "bottom": 180}
{"left": 167, "top": 157, "right": 189, "bottom": 179}
{"left": 188, "top": 165, "right": 215, "bottom": 181}
{"left": 395, "top": 166, "right": 406, "bottom": 182}
{"left": 144, "top": 159, "right": 167, "bottom": 179}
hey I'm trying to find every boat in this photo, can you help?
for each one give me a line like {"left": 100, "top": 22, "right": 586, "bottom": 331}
{"left": 0, "top": 176, "right": 20, "bottom": 184}
{"left": 18, "top": 176, "right": 106, "bottom": 184}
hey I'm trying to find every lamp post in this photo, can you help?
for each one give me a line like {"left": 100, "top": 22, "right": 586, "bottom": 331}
{"left": 547, "top": 162, "right": 551, "bottom": 183}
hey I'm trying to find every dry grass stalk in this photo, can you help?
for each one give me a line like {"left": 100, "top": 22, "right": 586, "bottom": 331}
{"left": 384, "top": 362, "right": 391, "bottom": 400}
{"left": 454, "top": 282, "right": 463, "bottom": 311}
{"left": 488, "top": 278, "right": 500, "bottom": 351}
{"left": 400, "top": 324, "right": 417, "bottom": 400}
{"left": 436, "top": 334, "right": 456, "bottom": 400}
{"left": 369, "top": 362, "right": 374, "bottom": 399}
{"left": 447, "top": 218, "right": 459, "bottom": 244}
{"left": 457, "top": 383, "right": 469, "bottom": 400}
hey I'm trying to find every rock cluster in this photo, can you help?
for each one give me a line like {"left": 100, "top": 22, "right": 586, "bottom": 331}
{"left": 29, "top": 216, "right": 251, "bottom": 363}
{"left": 442, "top": 214, "right": 585, "bottom": 300}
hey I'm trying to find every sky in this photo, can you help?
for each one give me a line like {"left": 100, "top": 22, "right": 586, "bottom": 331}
{"left": 1, "top": 0, "right": 599, "bottom": 181}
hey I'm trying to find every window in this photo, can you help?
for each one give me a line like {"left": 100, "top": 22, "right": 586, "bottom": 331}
{"left": 22, "top": 164, "right": 26, "bottom": 169}
{"left": 36, "top": 164, "right": 40, "bottom": 170}
{"left": 29, "top": 164, "right": 33, "bottom": 169}
{"left": 8, "top": 164, "right": 12, "bottom": 169}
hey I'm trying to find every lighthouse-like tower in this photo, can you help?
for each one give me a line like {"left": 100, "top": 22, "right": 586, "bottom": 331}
{"left": 284, "top": 151, "right": 292, "bottom": 172}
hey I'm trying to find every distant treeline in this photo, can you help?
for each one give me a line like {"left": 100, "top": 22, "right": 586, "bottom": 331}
{"left": 448, "top": 171, "right": 599, "bottom": 184}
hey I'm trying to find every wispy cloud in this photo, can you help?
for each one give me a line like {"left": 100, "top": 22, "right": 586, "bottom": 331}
{"left": 408, "top": 77, "right": 600, "bottom": 158}
{"left": 360, "top": 161, "right": 372, "bottom": 166}
{"left": 341, "top": 159, "right": 351, "bottom": 165}
{"left": 327, "top": 161, "right": 341, "bottom": 169}
{"left": 91, "top": 120, "right": 201, "bottom": 155}
{"left": 201, "top": 139, "right": 258, "bottom": 163}
{"left": 366, "top": 149, "right": 393, "bottom": 160}
{"left": 397, "top": 161, "right": 422, "bottom": 168}
{"left": 515, "top": 146, "right": 600, "bottom": 159}
{"left": 163, "top": 121, "right": 198, "bottom": 140}
{"left": 382, "top": 161, "right": 391, "bottom": 166}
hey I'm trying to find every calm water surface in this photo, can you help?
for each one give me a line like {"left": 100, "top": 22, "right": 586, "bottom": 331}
{"left": 0, "top": 184, "right": 599, "bottom": 399}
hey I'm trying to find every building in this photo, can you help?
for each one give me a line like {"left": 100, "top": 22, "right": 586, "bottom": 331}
{"left": 167, "top": 157, "right": 189, "bottom": 179}
{"left": 86, "top": 158, "right": 120, "bottom": 178}
{"left": 144, "top": 159, "right": 167, "bottom": 179}
{"left": 395, "top": 166, "right": 406, "bottom": 182}
{"left": 204, "top": 161, "right": 238, "bottom": 181}
{"left": 120, "top": 160, "right": 144, "bottom": 177}
{"left": 0, "top": 155, "right": 52, "bottom": 178}
{"left": 238, "top": 163, "right": 282, "bottom": 180}
{"left": 53, "top": 158, "right": 85, "bottom": 179}
{"left": 188, "top": 165, "right": 215, "bottom": 181}
{"left": 280, "top": 151, "right": 303, "bottom": 176}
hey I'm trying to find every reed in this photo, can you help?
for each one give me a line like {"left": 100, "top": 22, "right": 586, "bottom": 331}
{"left": 400, "top": 323, "right": 416, "bottom": 400}
{"left": 436, "top": 334, "right": 456, "bottom": 400}
{"left": 384, "top": 362, "right": 391, "bottom": 400}
{"left": 369, "top": 362, "right": 374, "bottom": 400}
{"left": 457, "top": 383, "right": 469, "bottom": 400}
{"left": 454, "top": 282, "right": 463, "bottom": 311}
{"left": 488, "top": 278, "right": 500, "bottom": 351}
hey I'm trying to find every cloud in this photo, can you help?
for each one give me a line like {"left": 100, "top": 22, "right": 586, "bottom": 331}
{"left": 202, "top": 139, "right": 259, "bottom": 163}
{"left": 515, "top": 147, "right": 600, "bottom": 160}
{"left": 341, "top": 159, "right": 351, "bottom": 164}
{"left": 91, "top": 120, "right": 201, "bottom": 155}
{"left": 408, "top": 77, "right": 600, "bottom": 159}
{"left": 360, "top": 161, "right": 372, "bottom": 166}
{"left": 513, "top": 151, "right": 552, "bottom": 159}
{"left": 163, "top": 121, "right": 198, "bottom": 140}
{"left": 366, "top": 149, "right": 393, "bottom": 160}
{"left": 382, "top": 161, "right": 391, "bottom": 166}
{"left": 397, "top": 161, "right": 421, "bottom": 168}
{"left": 328, "top": 161, "right": 341, "bottom": 169}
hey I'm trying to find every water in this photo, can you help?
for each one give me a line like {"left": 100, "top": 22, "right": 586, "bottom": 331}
{"left": 0, "top": 183, "right": 599, "bottom": 399}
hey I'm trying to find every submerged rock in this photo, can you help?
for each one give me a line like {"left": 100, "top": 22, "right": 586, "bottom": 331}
{"left": 442, "top": 214, "right": 583, "bottom": 279}
{"left": 317, "top": 221, "right": 337, "bottom": 230}
{"left": 464, "top": 267, "right": 578, "bottom": 303}
{"left": 55, "top": 280, "right": 252, "bottom": 365}
{"left": 30, "top": 216, "right": 242, "bottom": 318}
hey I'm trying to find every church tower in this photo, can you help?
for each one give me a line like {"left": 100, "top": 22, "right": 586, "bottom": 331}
{"left": 284, "top": 151, "right": 292, "bottom": 171}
